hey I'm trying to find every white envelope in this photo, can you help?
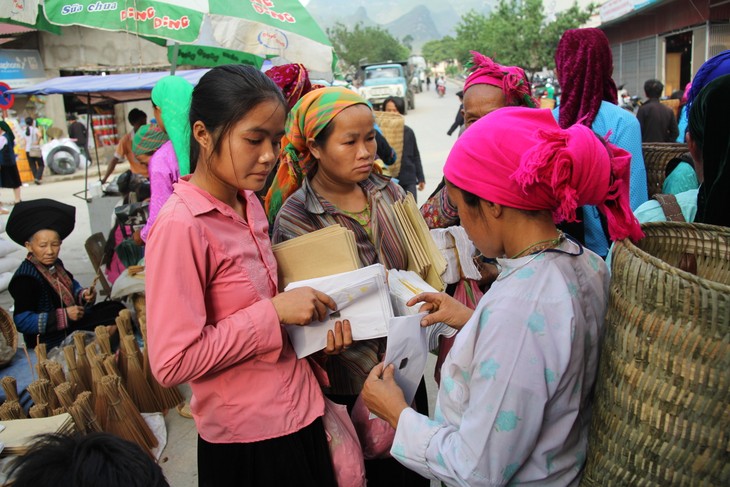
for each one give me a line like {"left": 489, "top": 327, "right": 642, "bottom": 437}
{"left": 284, "top": 265, "right": 393, "bottom": 358}
{"left": 384, "top": 313, "right": 429, "bottom": 407}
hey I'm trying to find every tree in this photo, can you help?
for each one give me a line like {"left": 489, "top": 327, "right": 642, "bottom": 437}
{"left": 453, "top": 0, "right": 595, "bottom": 74}
{"left": 422, "top": 36, "right": 460, "bottom": 64}
{"left": 327, "top": 23, "right": 410, "bottom": 70}
{"left": 402, "top": 35, "right": 414, "bottom": 51}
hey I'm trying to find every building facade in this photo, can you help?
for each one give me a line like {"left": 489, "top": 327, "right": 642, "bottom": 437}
{"left": 600, "top": 0, "right": 730, "bottom": 97}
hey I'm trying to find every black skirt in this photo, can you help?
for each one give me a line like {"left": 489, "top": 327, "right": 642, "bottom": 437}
{"left": 0, "top": 164, "right": 22, "bottom": 189}
{"left": 197, "top": 417, "right": 336, "bottom": 487}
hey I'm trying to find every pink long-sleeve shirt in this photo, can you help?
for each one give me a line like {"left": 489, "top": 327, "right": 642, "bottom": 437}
{"left": 145, "top": 177, "right": 324, "bottom": 443}
{"left": 140, "top": 141, "right": 179, "bottom": 242}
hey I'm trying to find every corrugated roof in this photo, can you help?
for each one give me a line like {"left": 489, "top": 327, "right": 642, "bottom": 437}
{"left": 0, "top": 23, "right": 36, "bottom": 36}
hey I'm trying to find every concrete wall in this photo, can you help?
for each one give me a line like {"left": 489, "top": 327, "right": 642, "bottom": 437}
{"left": 39, "top": 27, "right": 169, "bottom": 72}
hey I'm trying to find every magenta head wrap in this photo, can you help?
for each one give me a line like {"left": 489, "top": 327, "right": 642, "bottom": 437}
{"left": 555, "top": 28, "right": 618, "bottom": 129}
{"left": 464, "top": 51, "right": 537, "bottom": 108}
{"left": 444, "top": 107, "right": 643, "bottom": 243}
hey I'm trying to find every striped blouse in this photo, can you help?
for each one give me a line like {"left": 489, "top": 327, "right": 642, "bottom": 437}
{"left": 272, "top": 173, "right": 409, "bottom": 395}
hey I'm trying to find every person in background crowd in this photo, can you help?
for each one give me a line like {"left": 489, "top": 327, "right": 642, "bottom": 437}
{"left": 426, "top": 74, "right": 431, "bottom": 91}
{"left": 5, "top": 433, "right": 170, "bottom": 487}
{"left": 24, "top": 117, "right": 44, "bottom": 185}
{"left": 7, "top": 199, "right": 125, "bottom": 350}
{"left": 636, "top": 79, "right": 679, "bottom": 142}
{"left": 383, "top": 96, "right": 425, "bottom": 201}
{"left": 269, "top": 86, "right": 430, "bottom": 487}
{"left": 675, "top": 82, "right": 691, "bottom": 143}
{"left": 146, "top": 65, "right": 349, "bottom": 487}
{"left": 101, "top": 109, "right": 148, "bottom": 184}
{"left": 446, "top": 90, "right": 465, "bottom": 137}
{"left": 553, "top": 27, "right": 648, "bottom": 257}
{"left": 0, "top": 121, "right": 22, "bottom": 208}
{"left": 362, "top": 107, "right": 643, "bottom": 486}
{"left": 630, "top": 74, "right": 730, "bottom": 227}
{"left": 139, "top": 76, "right": 194, "bottom": 243}
{"left": 67, "top": 114, "right": 88, "bottom": 159}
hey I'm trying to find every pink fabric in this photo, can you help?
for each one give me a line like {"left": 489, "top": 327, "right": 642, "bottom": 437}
{"left": 140, "top": 141, "right": 179, "bottom": 242}
{"left": 145, "top": 177, "right": 324, "bottom": 442}
{"left": 555, "top": 28, "right": 618, "bottom": 129}
{"left": 105, "top": 226, "right": 126, "bottom": 284}
{"left": 463, "top": 51, "right": 537, "bottom": 108}
{"left": 444, "top": 107, "right": 643, "bottom": 242}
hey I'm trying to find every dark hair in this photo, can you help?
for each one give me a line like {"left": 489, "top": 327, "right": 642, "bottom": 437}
{"left": 128, "top": 108, "right": 147, "bottom": 125}
{"left": 383, "top": 96, "right": 405, "bottom": 115}
{"left": 644, "top": 79, "right": 664, "bottom": 98}
{"left": 456, "top": 90, "right": 464, "bottom": 99}
{"left": 7, "top": 433, "right": 169, "bottom": 487}
{"left": 25, "top": 117, "right": 33, "bottom": 136}
{"left": 189, "top": 64, "right": 287, "bottom": 167}
{"left": 136, "top": 180, "right": 151, "bottom": 201}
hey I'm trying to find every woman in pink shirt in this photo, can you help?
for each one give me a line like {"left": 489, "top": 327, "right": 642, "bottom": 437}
{"left": 145, "top": 65, "right": 351, "bottom": 486}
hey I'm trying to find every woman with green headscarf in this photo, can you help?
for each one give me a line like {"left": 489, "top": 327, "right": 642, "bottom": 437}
{"left": 269, "top": 87, "right": 429, "bottom": 487}
{"left": 140, "top": 76, "right": 193, "bottom": 242}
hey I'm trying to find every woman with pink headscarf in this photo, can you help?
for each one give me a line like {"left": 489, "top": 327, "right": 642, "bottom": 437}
{"left": 362, "top": 107, "right": 642, "bottom": 486}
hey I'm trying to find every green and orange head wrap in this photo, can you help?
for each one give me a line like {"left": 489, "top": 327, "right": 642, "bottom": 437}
{"left": 132, "top": 124, "right": 169, "bottom": 156}
{"left": 264, "top": 86, "right": 370, "bottom": 223}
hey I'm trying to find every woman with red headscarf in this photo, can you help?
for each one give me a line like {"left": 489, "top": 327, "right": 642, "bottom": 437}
{"left": 362, "top": 107, "right": 643, "bottom": 486}
{"left": 553, "top": 28, "right": 647, "bottom": 257}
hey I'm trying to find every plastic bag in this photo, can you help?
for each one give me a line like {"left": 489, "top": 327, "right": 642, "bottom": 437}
{"left": 351, "top": 394, "right": 395, "bottom": 460}
{"left": 322, "top": 398, "right": 366, "bottom": 487}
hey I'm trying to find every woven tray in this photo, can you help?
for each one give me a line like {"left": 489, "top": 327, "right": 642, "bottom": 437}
{"left": 581, "top": 222, "right": 730, "bottom": 486}
{"left": 0, "top": 307, "right": 18, "bottom": 367}
{"left": 642, "top": 142, "right": 689, "bottom": 197}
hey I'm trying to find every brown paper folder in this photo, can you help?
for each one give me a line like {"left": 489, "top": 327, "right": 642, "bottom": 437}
{"left": 272, "top": 225, "right": 361, "bottom": 288}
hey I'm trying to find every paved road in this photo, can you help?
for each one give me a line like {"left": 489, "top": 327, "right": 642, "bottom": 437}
{"left": 0, "top": 82, "right": 465, "bottom": 486}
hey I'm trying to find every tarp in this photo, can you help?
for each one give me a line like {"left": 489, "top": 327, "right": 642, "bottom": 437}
{"left": 8, "top": 68, "right": 209, "bottom": 102}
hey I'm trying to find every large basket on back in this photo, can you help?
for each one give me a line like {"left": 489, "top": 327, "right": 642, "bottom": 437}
{"left": 581, "top": 222, "right": 730, "bottom": 486}
{"left": 642, "top": 142, "right": 689, "bottom": 197}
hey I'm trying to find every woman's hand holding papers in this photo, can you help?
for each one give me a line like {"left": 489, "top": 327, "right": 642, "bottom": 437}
{"left": 406, "top": 293, "right": 474, "bottom": 331}
{"left": 324, "top": 319, "right": 353, "bottom": 355}
{"left": 362, "top": 362, "right": 409, "bottom": 429}
{"left": 272, "top": 287, "right": 336, "bottom": 325}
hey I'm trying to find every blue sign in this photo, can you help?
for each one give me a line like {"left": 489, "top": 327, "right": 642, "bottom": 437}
{"left": 0, "top": 49, "right": 46, "bottom": 90}
{"left": 0, "top": 82, "right": 14, "bottom": 109}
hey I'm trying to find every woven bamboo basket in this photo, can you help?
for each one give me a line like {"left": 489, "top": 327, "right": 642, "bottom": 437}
{"left": 0, "top": 307, "right": 18, "bottom": 367}
{"left": 373, "top": 110, "right": 405, "bottom": 178}
{"left": 581, "top": 222, "right": 730, "bottom": 486}
{"left": 642, "top": 142, "right": 689, "bottom": 198}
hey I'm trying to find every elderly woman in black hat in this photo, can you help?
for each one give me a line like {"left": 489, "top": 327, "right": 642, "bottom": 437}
{"left": 7, "top": 199, "right": 125, "bottom": 349}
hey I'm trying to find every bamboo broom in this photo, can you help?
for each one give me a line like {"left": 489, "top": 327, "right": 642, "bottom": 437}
{"left": 116, "top": 309, "right": 134, "bottom": 337}
{"left": 27, "top": 378, "right": 58, "bottom": 410}
{"left": 54, "top": 382, "right": 84, "bottom": 433}
{"left": 95, "top": 326, "right": 113, "bottom": 356}
{"left": 73, "top": 333, "right": 93, "bottom": 391}
{"left": 140, "top": 322, "right": 184, "bottom": 410}
{"left": 29, "top": 403, "right": 50, "bottom": 418}
{"left": 51, "top": 407, "right": 66, "bottom": 416}
{"left": 99, "top": 375, "right": 156, "bottom": 457}
{"left": 63, "top": 345, "right": 87, "bottom": 394}
{"left": 72, "top": 391, "right": 102, "bottom": 433}
{"left": 1, "top": 376, "right": 20, "bottom": 402}
{"left": 121, "top": 336, "right": 161, "bottom": 413}
{"left": 86, "top": 349, "right": 109, "bottom": 430}
{"left": 44, "top": 360, "right": 68, "bottom": 389}
{"left": 0, "top": 401, "right": 24, "bottom": 420}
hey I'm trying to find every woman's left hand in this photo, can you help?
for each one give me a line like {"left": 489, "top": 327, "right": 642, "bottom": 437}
{"left": 362, "top": 362, "right": 409, "bottom": 429}
{"left": 82, "top": 287, "right": 96, "bottom": 304}
{"left": 323, "top": 319, "right": 353, "bottom": 355}
{"left": 417, "top": 182, "right": 426, "bottom": 191}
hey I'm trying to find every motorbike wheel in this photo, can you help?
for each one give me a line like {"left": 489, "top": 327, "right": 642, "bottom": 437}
{"left": 47, "top": 146, "right": 79, "bottom": 175}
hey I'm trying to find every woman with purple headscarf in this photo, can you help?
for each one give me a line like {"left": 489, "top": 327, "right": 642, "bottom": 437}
{"left": 553, "top": 28, "right": 648, "bottom": 258}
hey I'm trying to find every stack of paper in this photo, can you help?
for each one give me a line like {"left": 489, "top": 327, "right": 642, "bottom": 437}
{"left": 430, "top": 226, "right": 481, "bottom": 284}
{"left": 272, "top": 225, "right": 361, "bottom": 289}
{"left": 0, "top": 413, "right": 75, "bottom": 456}
{"left": 387, "top": 269, "right": 457, "bottom": 352}
{"left": 391, "top": 194, "right": 447, "bottom": 291}
{"left": 284, "top": 265, "right": 393, "bottom": 358}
